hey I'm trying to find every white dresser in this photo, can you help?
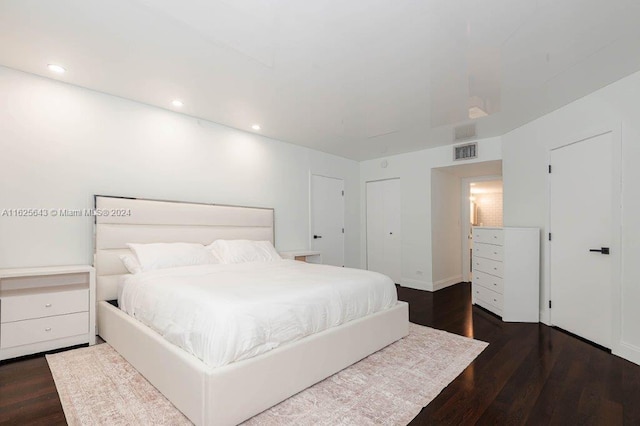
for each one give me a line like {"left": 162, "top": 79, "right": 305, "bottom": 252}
{"left": 0, "top": 265, "right": 96, "bottom": 360}
{"left": 472, "top": 227, "right": 539, "bottom": 322}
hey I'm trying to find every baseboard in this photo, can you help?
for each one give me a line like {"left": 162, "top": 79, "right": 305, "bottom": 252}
{"left": 614, "top": 341, "right": 640, "bottom": 366}
{"left": 432, "top": 275, "right": 463, "bottom": 291}
{"left": 400, "top": 277, "right": 464, "bottom": 292}
{"left": 400, "top": 278, "right": 433, "bottom": 292}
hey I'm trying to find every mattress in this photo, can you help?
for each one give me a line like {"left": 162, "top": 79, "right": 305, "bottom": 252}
{"left": 118, "top": 260, "right": 398, "bottom": 367}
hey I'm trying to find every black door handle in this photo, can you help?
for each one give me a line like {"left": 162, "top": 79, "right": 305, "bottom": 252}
{"left": 589, "top": 247, "right": 610, "bottom": 255}
{"left": 313, "top": 235, "right": 322, "bottom": 239}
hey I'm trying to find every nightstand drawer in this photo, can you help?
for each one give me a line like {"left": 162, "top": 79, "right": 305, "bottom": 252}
{"left": 473, "top": 243, "right": 504, "bottom": 261}
{"left": 473, "top": 270, "right": 504, "bottom": 294}
{"left": 473, "top": 256, "right": 504, "bottom": 277}
{"left": 1, "top": 312, "right": 89, "bottom": 349}
{"left": 1, "top": 289, "right": 88, "bottom": 323}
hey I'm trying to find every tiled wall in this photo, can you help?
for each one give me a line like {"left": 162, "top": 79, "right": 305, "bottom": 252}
{"left": 476, "top": 192, "right": 503, "bottom": 227}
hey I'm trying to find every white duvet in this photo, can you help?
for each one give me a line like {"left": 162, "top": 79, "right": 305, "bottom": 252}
{"left": 119, "top": 260, "right": 397, "bottom": 367}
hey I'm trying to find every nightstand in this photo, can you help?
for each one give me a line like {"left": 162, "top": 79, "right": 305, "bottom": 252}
{"left": 280, "top": 250, "right": 322, "bottom": 263}
{"left": 0, "top": 265, "right": 96, "bottom": 361}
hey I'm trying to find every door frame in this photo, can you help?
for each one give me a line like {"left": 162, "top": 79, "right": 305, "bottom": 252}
{"left": 546, "top": 124, "right": 622, "bottom": 353}
{"left": 309, "top": 173, "right": 345, "bottom": 265}
{"left": 460, "top": 175, "right": 503, "bottom": 282}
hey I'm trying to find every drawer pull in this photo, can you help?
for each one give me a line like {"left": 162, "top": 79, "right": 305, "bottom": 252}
{"left": 45, "top": 303, "right": 52, "bottom": 308}
{"left": 494, "top": 252, "right": 498, "bottom": 255}
{"left": 45, "top": 327, "right": 52, "bottom": 332}
{"left": 493, "top": 267, "right": 497, "bottom": 270}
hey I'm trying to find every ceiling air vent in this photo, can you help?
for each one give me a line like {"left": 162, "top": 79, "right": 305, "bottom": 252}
{"left": 454, "top": 142, "right": 478, "bottom": 161}
{"left": 453, "top": 123, "right": 476, "bottom": 141}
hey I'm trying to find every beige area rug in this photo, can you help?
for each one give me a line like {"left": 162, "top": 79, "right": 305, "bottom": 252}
{"left": 47, "top": 324, "right": 487, "bottom": 425}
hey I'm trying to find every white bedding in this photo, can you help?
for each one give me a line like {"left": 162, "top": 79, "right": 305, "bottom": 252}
{"left": 118, "top": 260, "right": 398, "bottom": 367}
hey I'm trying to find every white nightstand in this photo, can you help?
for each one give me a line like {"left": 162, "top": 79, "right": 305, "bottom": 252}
{"left": 280, "top": 250, "right": 322, "bottom": 264}
{"left": 0, "top": 265, "right": 96, "bottom": 361}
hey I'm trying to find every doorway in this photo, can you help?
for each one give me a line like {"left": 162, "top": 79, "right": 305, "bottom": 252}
{"left": 310, "top": 174, "right": 345, "bottom": 267}
{"left": 430, "top": 160, "right": 502, "bottom": 288}
{"left": 463, "top": 178, "right": 504, "bottom": 281}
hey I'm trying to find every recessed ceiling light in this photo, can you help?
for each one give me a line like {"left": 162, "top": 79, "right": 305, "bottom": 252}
{"left": 251, "top": 124, "right": 261, "bottom": 130}
{"left": 47, "top": 64, "right": 66, "bottom": 74}
{"left": 172, "top": 99, "right": 184, "bottom": 107}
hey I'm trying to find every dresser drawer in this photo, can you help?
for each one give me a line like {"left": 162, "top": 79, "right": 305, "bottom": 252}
{"left": 473, "top": 228, "right": 503, "bottom": 246}
{"left": 473, "top": 270, "right": 504, "bottom": 294}
{"left": 473, "top": 243, "right": 503, "bottom": 261}
{"left": 1, "top": 289, "right": 88, "bottom": 323}
{"left": 473, "top": 256, "right": 504, "bottom": 277}
{"left": 473, "top": 283, "right": 503, "bottom": 310}
{"left": 1, "top": 312, "right": 89, "bottom": 349}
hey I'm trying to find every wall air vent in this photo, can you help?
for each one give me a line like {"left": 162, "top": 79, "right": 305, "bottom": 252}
{"left": 454, "top": 142, "right": 478, "bottom": 161}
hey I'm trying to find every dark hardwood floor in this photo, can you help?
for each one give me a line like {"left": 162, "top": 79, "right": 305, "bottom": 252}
{"left": 0, "top": 354, "right": 66, "bottom": 425}
{"left": 401, "top": 283, "right": 640, "bottom": 425}
{"left": 1, "top": 282, "right": 639, "bottom": 425}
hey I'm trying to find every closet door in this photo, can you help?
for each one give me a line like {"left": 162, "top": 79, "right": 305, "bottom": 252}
{"left": 366, "top": 180, "right": 385, "bottom": 278}
{"left": 366, "top": 179, "right": 401, "bottom": 283}
{"left": 382, "top": 179, "right": 401, "bottom": 282}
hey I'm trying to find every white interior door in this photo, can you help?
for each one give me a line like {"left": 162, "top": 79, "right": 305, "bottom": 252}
{"left": 311, "top": 175, "right": 344, "bottom": 267}
{"left": 383, "top": 180, "right": 401, "bottom": 282}
{"left": 366, "top": 178, "right": 401, "bottom": 283}
{"left": 366, "top": 180, "right": 385, "bottom": 275}
{"left": 550, "top": 132, "right": 613, "bottom": 348}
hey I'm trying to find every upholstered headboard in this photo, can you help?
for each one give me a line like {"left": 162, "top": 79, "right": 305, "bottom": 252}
{"left": 94, "top": 195, "right": 274, "bottom": 302}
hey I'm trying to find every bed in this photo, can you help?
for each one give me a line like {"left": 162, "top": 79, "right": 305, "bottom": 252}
{"left": 94, "top": 195, "right": 409, "bottom": 425}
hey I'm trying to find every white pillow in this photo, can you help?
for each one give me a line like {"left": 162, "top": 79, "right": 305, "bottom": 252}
{"left": 209, "top": 240, "right": 281, "bottom": 264}
{"left": 126, "top": 242, "right": 220, "bottom": 272}
{"left": 119, "top": 254, "right": 142, "bottom": 274}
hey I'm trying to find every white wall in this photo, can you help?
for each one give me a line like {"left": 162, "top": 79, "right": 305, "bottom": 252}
{"left": 360, "top": 137, "right": 501, "bottom": 291}
{"left": 0, "top": 66, "right": 361, "bottom": 269}
{"left": 430, "top": 169, "right": 462, "bottom": 289}
{"left": 503, "top": 68, "right": 640, "bottom": 365}
{"left": 475, "top": 192, "right": 503, "bottom": 227}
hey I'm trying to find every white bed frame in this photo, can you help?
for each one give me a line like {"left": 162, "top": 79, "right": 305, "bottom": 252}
{"left": 94, "top": 195, "right": 409, "bottom": 425}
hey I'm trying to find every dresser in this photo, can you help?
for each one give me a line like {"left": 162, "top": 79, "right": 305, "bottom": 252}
{"left": 472, "top": 227, "right": 539, "bottom": 322}
{"left": 0, "top": 265, "right": 96, "bottom": 360}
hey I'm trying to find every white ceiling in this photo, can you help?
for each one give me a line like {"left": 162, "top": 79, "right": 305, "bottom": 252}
{"left": 1, "top": 0, "right": 640, "bottom": 160}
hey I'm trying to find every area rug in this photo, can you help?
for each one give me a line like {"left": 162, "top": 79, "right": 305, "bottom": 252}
{"left": 46, "top": 324, "right": 487, "bottom": 425}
